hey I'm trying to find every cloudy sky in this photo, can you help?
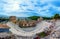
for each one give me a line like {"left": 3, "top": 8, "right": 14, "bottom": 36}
{"left": 0, "top": 0, "right": 60, "bottom": 17}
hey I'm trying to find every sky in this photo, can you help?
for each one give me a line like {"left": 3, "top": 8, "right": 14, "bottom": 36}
{"left": 0, "top": 0, "right": 60, "bottom": 17}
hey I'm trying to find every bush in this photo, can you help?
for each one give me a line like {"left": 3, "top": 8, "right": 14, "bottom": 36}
{"left": 38, "top": 32, "right": 47, "bottom": 38}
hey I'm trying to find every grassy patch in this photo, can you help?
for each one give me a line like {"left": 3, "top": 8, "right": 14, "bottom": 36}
{"left": 38, "top": 32, "right": 47, "bottom": 38}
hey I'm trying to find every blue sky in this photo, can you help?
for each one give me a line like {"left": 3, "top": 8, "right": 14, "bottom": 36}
{"left": 0, "top": 0, "right": 60, "bottom": 17}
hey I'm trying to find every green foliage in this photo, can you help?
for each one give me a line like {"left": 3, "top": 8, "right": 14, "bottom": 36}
{"left": 53, "top": 14, "right": 60, "bottom": 19}
{"left": 28, "top": 14, "right": 60, "bottom": 20}
{"left": 28, "top": 16, "right": 40, "bottom": 20}
{"left": 38, "top": 32, "right": 46, "bottom": 38}
{"left": 0, "top": 18, "right": 9, "bottom": 22}
{"left": 43, "top": 17, "right": 52, "bottom": 20}
{"left": 28, "top": 16, "right": 53, "bottom": 20}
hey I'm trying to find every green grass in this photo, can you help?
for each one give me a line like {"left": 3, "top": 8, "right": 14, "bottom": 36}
{"left": 38, "top": 32, "right": 47, "bottom": 38}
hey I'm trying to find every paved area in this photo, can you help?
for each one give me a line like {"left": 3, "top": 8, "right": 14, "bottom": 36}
{"left": 0, "top": 32, "right": 15, "bottom": 39}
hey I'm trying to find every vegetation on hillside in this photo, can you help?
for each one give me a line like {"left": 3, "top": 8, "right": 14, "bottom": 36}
{"left": 28, "top": 16, "right": 40, "bottom": 20}
{"left": 0, "top": 13, "right": 60, "bottom": 22}
{"left": 0, "top": 17, "right": 9, "bottom": 22}
{"left": 28, "top": 14, "right": 60, "bottom": 20}
{"left": 53, "top": 14, "right": 60, "bottom": 19}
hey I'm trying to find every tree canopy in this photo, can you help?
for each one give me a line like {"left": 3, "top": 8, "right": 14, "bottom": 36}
{"left": 28, "top": 16, "right": 40, "bottom": 20}
{"left": 53, "top": 14, "right": 60, "bottom": 19}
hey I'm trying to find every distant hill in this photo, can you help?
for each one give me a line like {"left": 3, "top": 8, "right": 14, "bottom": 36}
{"left": 0, "top": 14, "right": 9, "bottom": 18}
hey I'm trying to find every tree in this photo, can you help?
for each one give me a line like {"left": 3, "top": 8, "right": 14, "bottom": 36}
{"left": 53, "top": 14, "right": 60, "bottom": 19}
{"left": 28, "top": 16, "right": 40, "bottom": 20}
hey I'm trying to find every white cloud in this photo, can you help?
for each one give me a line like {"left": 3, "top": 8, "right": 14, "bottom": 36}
{"left": 3, "top": 0, "right": 35, "bottom": 12}
{"left": 3, "top": 0, "right": 20, "bottom": 12}
{"left": 0, "top": 0, "right": 60, "bottom": 17}
{"left": 34, "top": 0, "right": 60, "bottom": 17}
{"left": 5, "top": 12, "right": 29, "bottom": 17}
